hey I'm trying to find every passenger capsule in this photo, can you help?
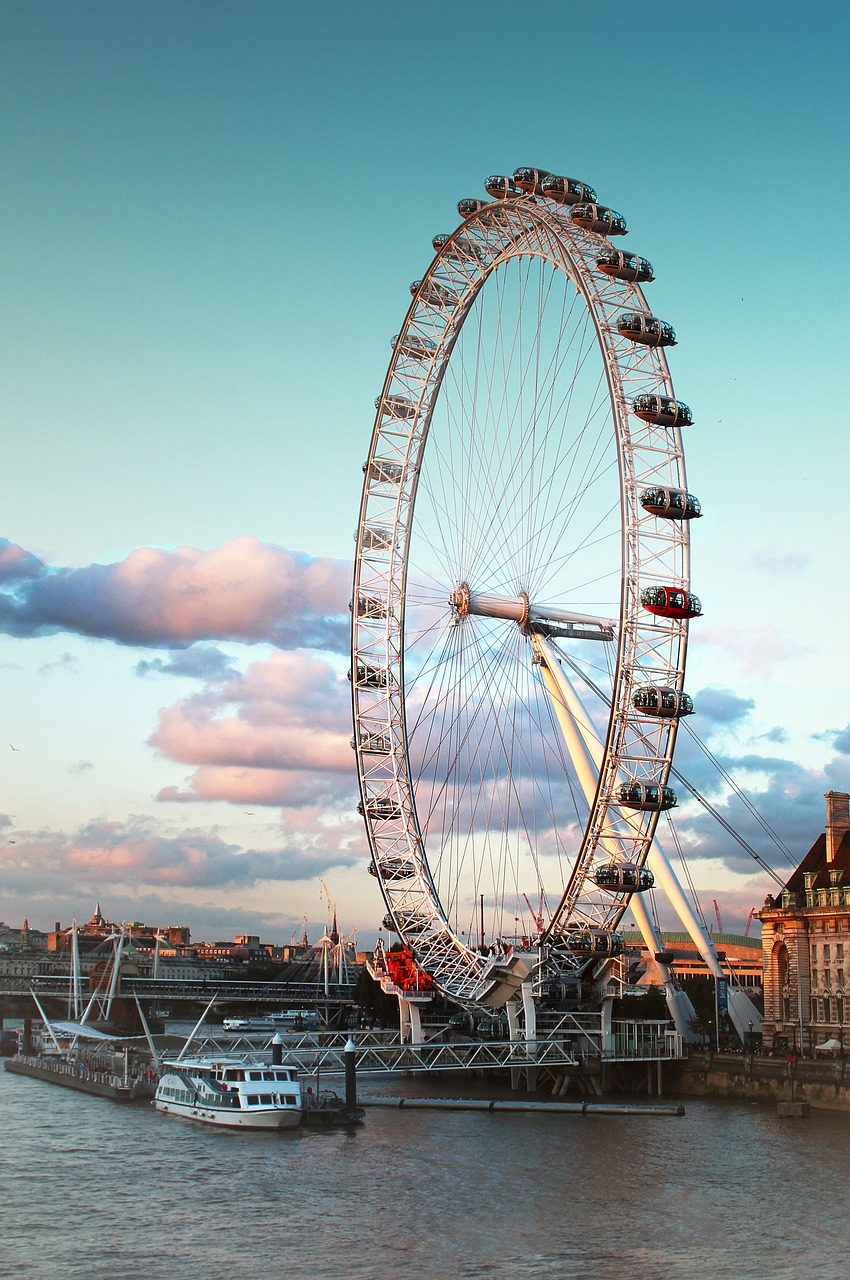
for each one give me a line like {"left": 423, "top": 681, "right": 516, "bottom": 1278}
{"left": 376, "top": 393, "right": 416, "bottom": 420}
{"left": 654, "top": 950, "right": 675, "bottom": 965}
{"left": 640, "top": 486, "right": 702, "bottom": 520}
{"left": 616, "top": 781, "right": 678, "bottom": 812}
{"left": 484, "top": 174, "right": 519, "bottom": 199}
{"left": 358, "top": 797, "right": 403, "bottom": 821}
{"left": 394, "top": 911, "right": 428, "bottom": 935}
{"left": 457, "top": 197, "right": 487, "bottom": 219}
{"left": 360, "top": 525, "right": 393, "bottom": 552}
{"left": 382, "top": 913, "right": 399, "bottom": 932}
{"left": 353, "top": 594, "right": 387, "bottom": 620}
{"left": 411, "top": 278, "right": 460, "bottom": 309}
{"left": 540, "top": 174, "right": 597, "bottom": 205}
{"left": 631, "top": 685, "right": 694, "bottom": 718}
{"left": 363, "top": 458, "right": 404, "bottom": 485}
{"left": 351, "top": 731, "right": 392, "bottom": 754}
{"left": 571, "top": 203, "right": 628, "bottom": 236}
{"left": 565, "top": 928, "right": 625, "bottom": 956}
{"left": 513, "top": 167, "right": 552, "bottom": 195}
{"left": 640, "top": 585, "right": 702, "bottom": 619}
{"left": 592, "top": 863, "right": 655, "bottom": 893}
{"left": 349, "top": 663, "right": 390, "bottom": 688}
{"left": 617, "top": 313, "right": 676, "bottom": 347}
{"left": 368, "top": 858, "right": 415, "bottom": 882}
{"left": 392, "top": 332, "right": 437, "bottom": 362}
{"left": 432, "top": 233, "right": 484, "bottom": 263}
{"left": 596, "top": 249, "right": 654, "bottom": 283}
{"left": 631, "top": 394, "right": 693, "bottom": 428}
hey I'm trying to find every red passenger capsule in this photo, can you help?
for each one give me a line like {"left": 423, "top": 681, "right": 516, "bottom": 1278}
{"left": 640, "top": 586, "right": 702, "bottom": 619}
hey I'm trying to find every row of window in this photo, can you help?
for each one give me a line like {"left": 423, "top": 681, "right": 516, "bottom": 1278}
{"left": 811, "top": 944, "right": 845, "bottom": 962}
{"left": 811, "top": 970, "right": 844, "bottom": 989}
{"left": 811, "top": 995, "right": 846, "bottom": 1024}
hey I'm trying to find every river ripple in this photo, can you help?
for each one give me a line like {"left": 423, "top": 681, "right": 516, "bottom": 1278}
{"left": 1, "top": 1067, "right": 848, "bottom": 1280}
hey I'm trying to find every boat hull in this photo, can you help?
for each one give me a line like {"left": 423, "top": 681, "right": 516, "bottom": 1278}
{"left": 155, "top": 1099, "right": 301, "bottom": 1129}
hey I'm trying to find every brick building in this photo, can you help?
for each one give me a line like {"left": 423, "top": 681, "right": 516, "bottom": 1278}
{"left": 759, "top": 790, "right": 850, "bottom": 1053}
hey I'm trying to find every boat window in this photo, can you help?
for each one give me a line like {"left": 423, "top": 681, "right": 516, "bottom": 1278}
{"left": 249, "top": 1071, "right": 262, "bottom": 1080}
{"left": 247, "top": 1094, "right": 259, "bottom": 1106}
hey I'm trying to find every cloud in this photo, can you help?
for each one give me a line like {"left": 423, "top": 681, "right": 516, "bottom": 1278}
{"left": 691, "top": 624, "right": 808, "bottom": 677}
{"left": 38, "top": 651, "right": 80, "bottom": 674}
{"left": 135, "top": 645, "right": 239, "bottom": 683}
{"left": 0, "top": 536, "right": 350, "bottom": 653}
{"left": 0, "top": 813, "right": 364, "bottom": 897}
{"left": 67, "top": 759, "right": 94, "bottom": 776}
{"left": 693, "top": 687, "right": 754, "bottom": 726}
{"left": 749, "top": 547, "right": 812, "bottom": 574}
{"left": 831, "top": 725, "right": 850, "bottom": 755}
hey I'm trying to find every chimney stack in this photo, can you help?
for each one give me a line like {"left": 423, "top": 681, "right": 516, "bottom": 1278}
{"left": 825, "top": 790, "right": 850, "bottom": 863}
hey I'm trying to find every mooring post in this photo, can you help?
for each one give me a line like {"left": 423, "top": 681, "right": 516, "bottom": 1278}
{"left": 345, "top": 1036, "right": 358, "bottom": 1115}
{"left": 271, "top": 1033, "right": 283, "bottom": 1066}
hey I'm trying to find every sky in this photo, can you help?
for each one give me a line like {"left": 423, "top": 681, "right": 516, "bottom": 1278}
{"left": 1, "top": 0, "right": 849, "bottom": 946}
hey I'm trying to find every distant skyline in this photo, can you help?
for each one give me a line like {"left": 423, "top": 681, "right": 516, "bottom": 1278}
{"left": 2, "top": 2, "right": 849, "bottom": 941}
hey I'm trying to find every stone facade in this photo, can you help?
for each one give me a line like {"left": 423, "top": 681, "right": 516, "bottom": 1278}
{"left": 759, "top": 791, "right": 850, "bottom": 1053}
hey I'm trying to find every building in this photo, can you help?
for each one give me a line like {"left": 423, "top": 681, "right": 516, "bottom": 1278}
{"left": 624, "top": 931, "right": 764, "bottom": 991}
{"left": 759, "top": 790, "right": 850, "bottom": 1053}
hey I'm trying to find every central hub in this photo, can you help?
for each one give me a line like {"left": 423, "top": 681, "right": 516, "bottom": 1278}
{"left": 448, "top": 583, "right": 615, "bottom": 642}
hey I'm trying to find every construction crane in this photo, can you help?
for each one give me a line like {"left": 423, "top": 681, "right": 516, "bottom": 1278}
{"left": 744, "top": 907, "right": 756, "bottom": 937}
{"left": 713, "top": 900, "right": 724, "bottom": 935}
{"left": 523, "top": 892, "right": 545, "bottom": 932}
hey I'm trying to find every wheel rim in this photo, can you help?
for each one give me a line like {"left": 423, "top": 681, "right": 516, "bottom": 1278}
{"left": 352, "top": 193, "right": 693, "bottom": 1005}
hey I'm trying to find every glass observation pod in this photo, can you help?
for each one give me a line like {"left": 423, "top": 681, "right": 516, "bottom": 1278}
{"left": 392, "top": 333, "right": 437, "bottom": 362}
{"left": 631, "top": 685, "right": 694, "bottom": 718}
{"left": 369, "top": 859, "right": 415, "bottom": 881}
{"left": 617, "top": 313, "right": 677, "bottom": 347}
{"left": 640, "top": 585, "right": 702, "bottom": 620}
{"left": 358, "top": 797, "right": 403, "bottom": 821}
{"left": 457, "top": 197, "right": 487, "bottom": 218}
{"left": 616, "top": 781, "right": 678, "bottom": 812}
{"left": 541, "top": 174, "right": 598, "bottom": 205}
{"left": 432, "top": 233, "right": 483, "bottom": 263}
{"left": 350, "top": 731, "right": 392, "bottom": 754}
{"left": 376, "top": 393, "right": 416, "bottom": 420}
{"left": 571, "top": 203, "right": 628, "bottom": 236}
{"left": 639, "top": 486, "right": 702, "bottom": 520}
{"left": 360, "top": 525, "right": 393, "bottom": 552}
{"left": 382, "top": 913, "right": 398, "bottom": 931}
{"left": 349, "top": 663, "right": 390, "bottom": 689}
{"left": 513, "top": 167, "right": 552, "bottom": 194}
{"left": 565, "top": 929, "right": 626, "bottom": 956}
{"left": 364, "top": 458, "right": 404, "bottom": 485}
{"left": 596, "top": 249, "right": 654, "bottom": 283}
{"left": 484, "top": 174, "right": 520, "bottom": 199}
{"left": 354, "top": 594, "right": 387, "bottom": 620}
{"left": 632, "top": 394, "right": 693, "bottom": 428}
{"left": 592, "top": 863, "right": 655, "bottom": 893}
{"left": 393, "top": 913, "right": 428, "bottom": 935}
{"left": 654, "top": 949, "right": 675, "bottom": 964}
{"left": 411, "top": 278, "right": 460, "bottom": 308}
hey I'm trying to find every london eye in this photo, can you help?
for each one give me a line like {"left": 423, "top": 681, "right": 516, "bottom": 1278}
{"left": 351, "top": 167, "right": 701, "bottom": 1008}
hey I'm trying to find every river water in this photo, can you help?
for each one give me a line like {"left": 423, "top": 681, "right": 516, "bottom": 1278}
{"left": 1, "top": 1062, "right": 848, "bottom": 1280}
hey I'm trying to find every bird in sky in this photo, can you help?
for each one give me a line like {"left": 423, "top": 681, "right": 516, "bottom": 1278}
{"left": 9, "top": 744, "right": 19, "bottom": 752}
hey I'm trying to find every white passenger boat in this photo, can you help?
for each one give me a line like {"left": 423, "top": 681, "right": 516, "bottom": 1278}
{"left": 155, "top": 1056, "right": 302, "bottom": 1129}
{"left": 222, "top": 1011, "right": 316, "bottom": 1033}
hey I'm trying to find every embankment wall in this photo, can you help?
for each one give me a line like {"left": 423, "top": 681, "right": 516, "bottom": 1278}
{"left": 668, "top": 1050, "right": 850, "bottom": 1112}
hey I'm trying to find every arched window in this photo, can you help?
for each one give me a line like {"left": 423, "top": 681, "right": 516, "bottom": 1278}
{"left": 837, "top": 993, "right": 845, "bottom": 1025}
{"left": 823, "top": 994, "right": 832, "bottom": 1024}
{"left": 812, "top": 996, "right": 820, "bottom": 1023}
{"left": 776, "top": 942, "right": 790, "bottom": 1021}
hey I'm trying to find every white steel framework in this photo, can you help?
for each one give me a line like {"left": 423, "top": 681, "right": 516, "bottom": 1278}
{"left": 351, "top": 177, "right": 697, "bottom": 1007}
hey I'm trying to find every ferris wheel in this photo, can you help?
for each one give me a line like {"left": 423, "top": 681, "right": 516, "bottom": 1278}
{"left": 351, "top": 167, "right": 702, "bottom": 1008}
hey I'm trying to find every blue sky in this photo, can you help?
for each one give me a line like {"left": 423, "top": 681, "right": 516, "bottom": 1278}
{"left": 1, "top": 1, "right": 849, "bottom": 943}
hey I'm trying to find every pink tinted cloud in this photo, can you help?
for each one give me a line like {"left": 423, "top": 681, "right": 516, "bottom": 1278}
{"left": 0, "top": 536, "right": 350, "bottom": 652}
{"left": 151, "top": 651, "right": 356, "bottom": 807}
{"left": 691, "top": 624, "right": 808, "bottom": 677}
{"left": 0, "top": 814, "right": 363, "bottom": 895}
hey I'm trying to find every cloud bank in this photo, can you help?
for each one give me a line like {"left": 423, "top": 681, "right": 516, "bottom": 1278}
{"left": 0, "top": 536, "right": 350, "bottom": 652}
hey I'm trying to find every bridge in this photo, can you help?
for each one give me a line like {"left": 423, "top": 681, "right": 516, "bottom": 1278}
{"left": 0, "top": 974, "right": 357, "bottom": 1007}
